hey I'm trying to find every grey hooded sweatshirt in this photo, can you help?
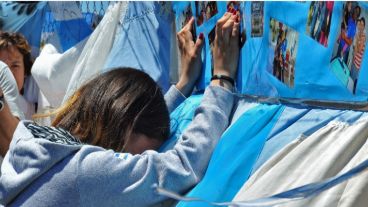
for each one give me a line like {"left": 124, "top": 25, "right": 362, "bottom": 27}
{"left": 0, "top": 85, "right": 235, "bottom": 207}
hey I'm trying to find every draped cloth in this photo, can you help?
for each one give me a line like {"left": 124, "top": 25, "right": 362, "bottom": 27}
{"left": 63, "top": 2, "right": 127, "bottom": 103}
{"left": 233, "top": 118, "right": 368, "bottom": 207}
{"left": 177, "top": 104, "right": 284, "bottom": 207}
{"left": 104, "top": 2, "right": 174, "bottom": 92}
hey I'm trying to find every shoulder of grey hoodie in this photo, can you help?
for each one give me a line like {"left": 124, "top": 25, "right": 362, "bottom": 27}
{"left": 0, "top": 85, "right": 235, "bottom": 207}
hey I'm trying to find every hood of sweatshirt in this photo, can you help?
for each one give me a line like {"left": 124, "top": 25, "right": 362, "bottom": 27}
{"left": 0, "top": 121, "right": 82, "bottom": 204}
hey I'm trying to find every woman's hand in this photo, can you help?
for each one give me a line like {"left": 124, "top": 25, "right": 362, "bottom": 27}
{"left": 211, "top": 12, "right": 240, "bottom": 90}
{"left": 176, "top": 17, "right": 204, "bottom": 97}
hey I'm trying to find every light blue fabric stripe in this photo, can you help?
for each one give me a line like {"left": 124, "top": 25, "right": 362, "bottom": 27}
{"left": 104, "top": 1, "right": 172, "bottom": 92}
{"left": 177, "top": 104, "right": 285, "bottom": 207}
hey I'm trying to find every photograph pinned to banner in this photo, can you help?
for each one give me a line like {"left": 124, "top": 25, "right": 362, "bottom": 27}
{"left": 306, "top": 1, "right": 334, "bottom": 47}
{"left": 330, "top": 1, "right": 367, "bottom": 94}
{"left": 227, "top": 1, "right": 246, "bottom": 47}
{"left": 195, "top": 1, "right": 218, "bottom": 27}
{"left": 177, "top": 3, "right": 196, "bottom": 41}
{"left": 268, "top": 18, "right": 299, "bottom": 88}
{"left": 251, "top": 1, "right": 264, "bottom": 37}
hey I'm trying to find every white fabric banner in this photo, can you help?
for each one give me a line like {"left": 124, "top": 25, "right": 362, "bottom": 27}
{"left": 233, "top": 119, "right": 368, "bottom": 207}
{"left": 32, "top": 41, "right": 86, "bottom": 108}
{"left": 63, "top": 2, "right": 128, "bottom": 104}
{"left": 32, "top": 2, "right": 128, "bottom": 111}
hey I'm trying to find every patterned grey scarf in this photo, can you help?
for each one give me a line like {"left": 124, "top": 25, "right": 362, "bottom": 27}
{"left": 26, "top": 123, "right": 82, "bottom": 146}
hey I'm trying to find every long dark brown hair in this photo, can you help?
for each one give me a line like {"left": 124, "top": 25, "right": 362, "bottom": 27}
{"left": 52, "top": 68, "right": 170, "bottom": 152}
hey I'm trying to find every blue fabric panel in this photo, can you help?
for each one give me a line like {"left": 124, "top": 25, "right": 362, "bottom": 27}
{"left": 0, "top": 2, "right": 47, "bottom": 52}
{"left": 57, "top": 19, "right": 92, "bottom": 51}
{"left": 159, "top": 94, "right": 203, "bottom": 152}
{"left": 104, "top": 2, "right": 172, "bottom": 92}
{"left": 42, "top": 3, "right": 93, "bottom": 52}
{"left": 241, "top": 1, "right": 368, "bottom": 103}
{"left": 252, "top": 106, "right": 367, "bottom": 174}
{"left": 0, "top": 2, "right": 47, "bottom": 31}
{"left": 18, "top": 9, "right": 46, "bottom": 56}
{"left": 174, "top": 2, "right": 368, "bottom": 103}
{"left": 177, "top": 104, "right": 284, "bottom": 207}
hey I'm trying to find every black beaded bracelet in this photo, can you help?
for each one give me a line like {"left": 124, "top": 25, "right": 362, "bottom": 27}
{"left": 210, "top": 74, "right": 235, "bottom": 87}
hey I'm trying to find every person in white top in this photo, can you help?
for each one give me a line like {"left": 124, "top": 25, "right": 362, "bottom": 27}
{"left": 0, "top": 60, "right": 24, "bottom": 171}
{"left": 0, "top": 32, "right": 37, "bottom": 120}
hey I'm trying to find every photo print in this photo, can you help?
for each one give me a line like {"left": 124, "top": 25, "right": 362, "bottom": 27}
{"left": 306, "top": 1, "right": 334, "bottom": 47}
{"left": 268, "top": 18, "right": 299, "bottom": 88}
{"left": 177, "top": 3, "right": 196, "bottom": 41}
{"left": 330, "top": 1, "right": 367, "bottom": 94}
{"left": 227, "top": 1, "right": 246, "bottom": 47}
{"left": 195, "top": 1, "right": 218, "bottom": 27}
{"left": 251, "top": 1, "right": 264, "bottom": 37}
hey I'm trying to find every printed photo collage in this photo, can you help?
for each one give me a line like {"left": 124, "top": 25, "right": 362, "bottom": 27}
{"left": 268, "top": 1, "right": 334, "bottom": 89}
{"left": 330, "top": 1, "right": 367, "bottom": 94}
{"left": 176, "top": 2, "right": 368, "bottom": 94}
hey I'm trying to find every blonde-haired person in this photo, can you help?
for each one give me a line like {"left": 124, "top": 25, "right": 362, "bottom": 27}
{"left": 0, "top": 13, "right": 240, "bottom": 206}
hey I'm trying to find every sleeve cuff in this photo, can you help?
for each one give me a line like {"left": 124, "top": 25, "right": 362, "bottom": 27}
{"left": 202, "top": 85, "right": 235, "bottom": 117}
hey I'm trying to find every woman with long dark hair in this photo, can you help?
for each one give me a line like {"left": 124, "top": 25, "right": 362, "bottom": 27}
{"left": 0, "top": 13, "right": 240, "bottom": 206}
